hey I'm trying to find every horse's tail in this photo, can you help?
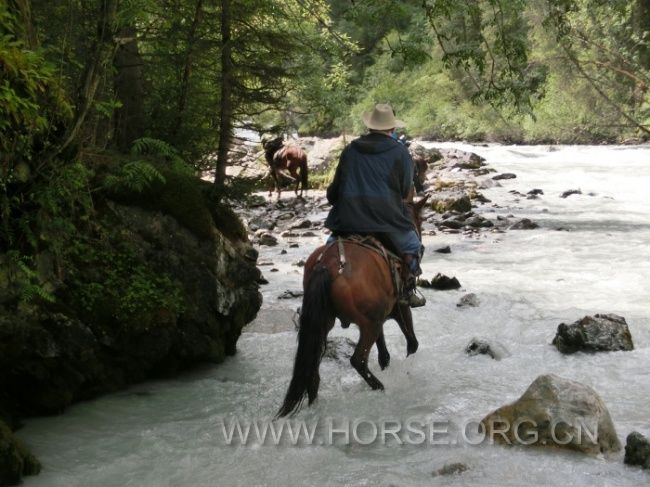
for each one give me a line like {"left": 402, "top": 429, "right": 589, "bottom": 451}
{"left": 277, "top": 266, "right": 333, "bottom": 418}
{"left": 300, "top": 153, "right": 309, "bottom": 192}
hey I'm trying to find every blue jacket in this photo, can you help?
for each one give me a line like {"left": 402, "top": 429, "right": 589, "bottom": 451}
{"left": 325, "top": 132, "right": 414, "bottom": 233}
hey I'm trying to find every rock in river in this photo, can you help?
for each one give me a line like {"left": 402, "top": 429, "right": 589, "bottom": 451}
{"left": 509, "top": 218, "right": 539, "bottom": 230}
{"left": 457, "top": 293, "right": 480, "bottom": 308}
{"left": 552, "top": 314, "right": 634, "bottom": 354}
{"left": 624, "top": 431, "right": 650, "bottom": 469}
{"left": 492, "top": 173, "right": 517, "bottom": 180}
{"left": 481, "top": 374, "right": 621, "bottom": 454}
{"left": 419, "top": 273, "right": 461, "bottom": 290}
{"left": 465, "top": 338, "right": 509, "bottom": 360}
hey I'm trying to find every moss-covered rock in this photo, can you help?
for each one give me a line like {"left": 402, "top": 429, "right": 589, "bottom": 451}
{"left": 0, "top": 420, "right": 41, "bottom": 486}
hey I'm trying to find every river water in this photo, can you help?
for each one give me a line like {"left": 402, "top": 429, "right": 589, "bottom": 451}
{"left": 19, "top": 144, "right": 650, "bottom": 486}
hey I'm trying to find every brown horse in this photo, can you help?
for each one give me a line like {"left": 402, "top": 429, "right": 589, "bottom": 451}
{"left": 269, "top": 144, "right": 308, "bottom": 198}
{"left": 277, "top": 196, "right": 429, "bottom": 417}
{"left": 412, "top": 154, "right": 428, "bottom": 193}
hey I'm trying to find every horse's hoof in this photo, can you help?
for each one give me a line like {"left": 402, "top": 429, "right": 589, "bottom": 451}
{"left": 379, "top": 354, "right": 390, "bottom": 370}
{"left": 406, "top": 340, "right": 419, "bottom": 356}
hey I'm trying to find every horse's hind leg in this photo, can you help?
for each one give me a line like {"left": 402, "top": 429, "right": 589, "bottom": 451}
{"left": 391, "top": 303, "right": 419, "bottom": 356}
{"left": 376, "top": 330, "right": 390, "bottom": 370}
{"left": 351, "top": 323, "right": 384, "bottom": 390}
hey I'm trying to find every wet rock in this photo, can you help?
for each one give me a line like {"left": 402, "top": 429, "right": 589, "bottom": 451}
{"left": 435, "top": 246, "right": 452, "bottom": 254}
{"left": 257, "top": 233, "right": 278, "bottom": 246}
{"left": 481, "top": 374, "right": 621, "bottom": 454}
{"left": 246, "top": 195, "right": 266, "bottom": 207}
{"left": 0, "top": 420, "right": 41, "bottom": 485}
{"left": 293, "top": 259, "right": 306, "bottom": 267}
{"left": 323, "top": 337, "right": 356, "bottom": 362}
{"left": 301, "top": 231, "right": 317, "bottom": 237}
{"left": 469, "top": 191, "right": 491, "bottom": 204}
{"left": 419, "top": 273, "right": 461, "bottom": 290}
{"left": 453, "top": 158, "right": 485, "bottom": 170}
{"left": 290, "top": 219, "right": 312, "bottom": 229}
{"left": 410, "top": 144, "right": 443, "bottom": 165}
{"left": 257, "top": 275, "right": 269, "bottom": 285}
{"left": 278, "top": 290, "right": 304, "bottom": 299}
{"left": 509, "top": 218, "right": 539, "bottom": 230}
{"left": 289, "top": 243, "right": 299, "bottom": 248}
{"left": 431, "top": 195, "right": 472, "bottom": 214}
{"left": 439, "top": 219, "right": 464, "bottom": 230}
{"left": 432, "top": 462, "right": 469, "bottom": 477}
{"left": 280, "top": 249, "right": 287, "bottom": 255}
{"left": 528, "top": 189, "right": 544, "bottom": 196}
{"left": 276, "top": 212, "right": 296, "bottom": 220}
{"left": 270, "top": 268, "right": 279, "bottom": 272}
{"left": 624, "top": 432, "right": 650, "bottom": 469}
{"left": 465, "top": 216, "right": 493, "bottom": 228}
{"left": 465, "top": 338, "right": 508, "bottom": 360}
{"left": 561, "top": 189, "right": 582, "bottom": 198}
{"left": 552, "top": 314, "right": 634, "bottom": 354}
{"left": 247, "top": 216, "right": 275, "bottom": 232}
{"left": 280, "top": 231, "right": 298, "bottom": 238}
{"left": 457, "top": 293, "right": 480, "bottom": 308}
{"left": 492, "top": 173, "right": 517, "bottom": 180}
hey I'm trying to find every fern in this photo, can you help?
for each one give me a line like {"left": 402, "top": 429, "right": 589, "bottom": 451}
{"left": 12, "top": 254, "right": 56, "bottom": 304}
{"left": 130, "top": 137, "right": 193, "bottom": 175}
{"left": 130, "top": 137, "right": 179, "bottom": 159}
{"left": 104, "top": 161, "right": 166, "bottom": 193}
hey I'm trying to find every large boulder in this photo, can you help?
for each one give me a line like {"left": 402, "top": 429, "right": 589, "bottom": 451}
{"left": 0, "top": 203, "right": 261, "bottom": 417}
{"left": 481, "top": 374, "right": 621, "bottom": 454}
{"left": 552, "top": 314, "right": 634, "bottom": 354}
{"left": 624, "top": 431, "right": 650, "bottom": 469}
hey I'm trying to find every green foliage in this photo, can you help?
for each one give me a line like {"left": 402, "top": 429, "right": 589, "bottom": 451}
{"left": 4, "top": 252, "right": 55, "bottom": 304}
{"left": 66, "top": 236, "right": 184, "bottom": 329}
{"left": 104, "top": 161, "right": 166, "bottom": 193}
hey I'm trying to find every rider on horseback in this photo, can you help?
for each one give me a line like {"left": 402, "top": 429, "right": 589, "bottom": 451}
{"left": 325, "top": 104, "right": 426, "bottom": 308}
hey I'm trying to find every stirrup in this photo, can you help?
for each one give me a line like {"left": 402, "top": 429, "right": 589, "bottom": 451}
{"left": 408, "top": 289, "right": 426, "bottom": 308}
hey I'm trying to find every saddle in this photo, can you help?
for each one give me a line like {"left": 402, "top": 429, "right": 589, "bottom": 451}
{"left": 319, "top": 234, "right": 404, "bottom": 297}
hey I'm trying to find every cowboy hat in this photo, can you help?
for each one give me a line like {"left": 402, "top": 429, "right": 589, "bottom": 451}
{"left": 362, "top": 103, "right": 406, "bottom": 130}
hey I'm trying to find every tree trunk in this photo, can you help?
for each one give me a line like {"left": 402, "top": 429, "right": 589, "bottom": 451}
{"left": 114, "top": 25, "right": 145, "bottom": 152}
{"left": 12, "top": 0, "right": 37, "bottom": 48}
{"left": 215, "top": 0, "right": 233, "bottom": 187}
{"left": 214, "top": 0, "right": 233, "bottom": 187}
{"left": 57, "top": 0, "right": 119, "bottom": 156}
{"left": 171, "top": 0, "right": 204, "bottom": 141}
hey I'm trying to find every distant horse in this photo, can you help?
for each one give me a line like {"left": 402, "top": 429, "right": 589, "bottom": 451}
{"left": 267, "top": 144, "right": 308, "bottom": 198}
{"left": 412, "top": 154, "right": 428, "bottom": 193}
{"left": 277, "top": 195, "right": 429, "bottom": 417}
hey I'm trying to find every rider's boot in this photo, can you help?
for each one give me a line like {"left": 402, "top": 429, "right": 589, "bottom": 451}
{"left": 400, "top": 254, "right": 426, "bottom": 308}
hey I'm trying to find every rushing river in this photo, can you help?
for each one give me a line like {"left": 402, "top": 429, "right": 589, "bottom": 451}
{"left": 19, "top": 144, "right": 650, "bottom": 486}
